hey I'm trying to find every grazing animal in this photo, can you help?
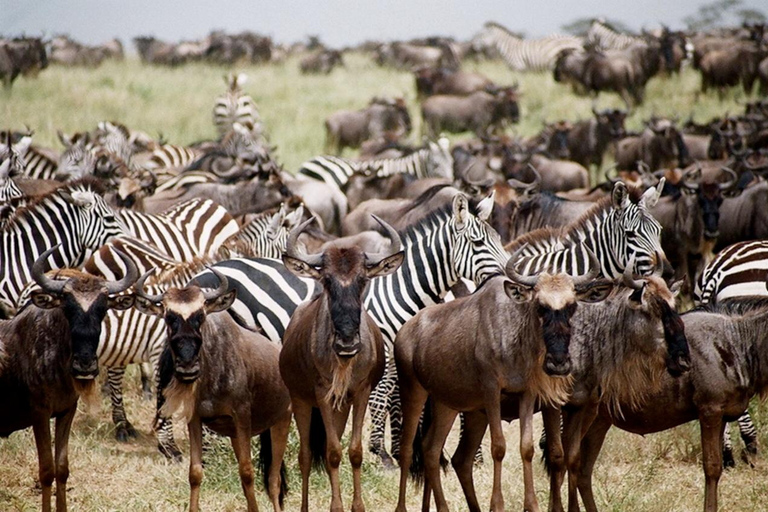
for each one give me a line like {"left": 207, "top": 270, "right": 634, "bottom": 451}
{"left": 565, "top": 107, "right": 627, "bottom": 169}
{"left": 414, "top": 67, "right": 494, "bottom": 98}
{"left": 585, "top": 19, "right": 644, "bottom": 50}
{"left": 615, "top": 117, "right": 690, "bottom": 171}
{"left": 421, "top": 88, "right": 520, "bottom": 138}
{"left": 134, "top": 271, "right": 291, "bottom": 512}
{"left": 213, "top": 73, "right": 260, "bottom": 138}
{"left": 300, "top": 49, "right": 344, "bottom": 74}
{"left": 279, "top": 216, "right": 402, "bottom": 512}
{"left": 394, "top": 254, "right": 605, "bottom": 512}
{"left": 0, "top": 37, "right": 48, "bottom": 89}
{"left": 324, "top": 98, "right": 411, "bottom": 154}
{"left": 479, "top": 22, "right": 583, "bottom": 72}
{"left": 0, "top": 247, "right": 137, "bottom": 512}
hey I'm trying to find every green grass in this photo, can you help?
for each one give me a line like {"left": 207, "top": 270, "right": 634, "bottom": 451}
{"left": 1, "top": 54, "right": 767, "bottom": 511}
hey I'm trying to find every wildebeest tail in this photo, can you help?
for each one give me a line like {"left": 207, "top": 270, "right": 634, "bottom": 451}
{"left": 309, "top": 406, "right": 327, "bottom": 472}
{"left": 259, "top": 430, "right": 288, "bottom": 507}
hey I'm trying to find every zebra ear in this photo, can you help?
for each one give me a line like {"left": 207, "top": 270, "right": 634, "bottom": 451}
{"left": 452, "top": 193, "right": 470, "bottom": 229}
{"left": 611, "top": 182, "right": 629, "bottom": 209}
{"left": 476, "top": 191, "right": 495, "bottom": 221}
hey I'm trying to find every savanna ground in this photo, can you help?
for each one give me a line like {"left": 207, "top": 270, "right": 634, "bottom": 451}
{"left": 1, "top": 53, "right": 768, "bottom": 511}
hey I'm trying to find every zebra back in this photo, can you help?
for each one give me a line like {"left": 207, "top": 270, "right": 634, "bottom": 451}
{"left": 225, "top": 203, "right": 303, "bottom": 258}
{"left": 214, "top": 73, "right": 260, "bottom": 137}
{"left": 481, "top": 22, "right": 583, "bottom": 72}
{"left": 695, "top": 240, "right": 768, "bottom": 305}
{"left": 586, "top": 20, "right": 641, "bottom": 51}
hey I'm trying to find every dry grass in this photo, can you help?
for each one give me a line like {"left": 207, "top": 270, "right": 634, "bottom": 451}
{"left": 1, "top": 53, "right": 767, "bottom": 511}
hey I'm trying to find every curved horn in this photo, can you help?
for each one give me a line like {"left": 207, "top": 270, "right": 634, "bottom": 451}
{"left": 134, "top": 270, "right": 163, "bottom": 304}
{"left": 32, "top": 245, "right": 66, "bottom": 294}
{"left": 366, "top": 215, "right": 403, "bottom": 263}
{"left": 105, "top": 249, "right": 139, "bottom": 294}
{"left": 573, "top": 249, "right": 600, "bottom": 286}
{"left": 202, "top": 268, "right": 229, "bottom": 301}
{"left": 505, "top": 245, "right": 539, "bottom": 288}
{"left": 621, "top": 256, "right": 644, "bottom": 290}
{"left": 284, "top": 215, "right": 323, "bottom": 267}
{"left": 718, "top": 167, "right": 738, "bottom": 191}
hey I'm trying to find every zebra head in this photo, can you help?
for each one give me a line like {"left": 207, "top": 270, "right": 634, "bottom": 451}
{"left": 61, "top": 184, "right": 126, "bottom": 252}
{"left": 427, "top": 137, "right": 454, "bottom": 180}
{"left": 450, "top": 192, "right": 509, "bottom": 285}
{"left": 610, "top": 180, "right": 665, "bottom": 277}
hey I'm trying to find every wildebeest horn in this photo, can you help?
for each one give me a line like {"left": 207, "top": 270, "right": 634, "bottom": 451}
{"left": 681, "top": 165, "right": 702, "bottom": 190}
{"left": 366, "top": 214, "right": 402, "bottom": 263}
{"left": 284, "top": 215, "right": 323, "bottom": 267}
{"left": 104, "top": 249, "right": 139, "bottom": 295}
{"left": 505, "top": 245, "right": 539, "bottom": 288}
{"left": 621, "top": 256, "right": 644, "bottom": 290}
{"left": 32, "top": 245, "right": 66, "bottom": 294}
{"left": 573, "top": 249, "right": 600, "bottom": 286}
{"left": 134, "top": 270, "right": 163, "bottom": 304}
{"left": 202, "top": 268, "right": 229, "bottom": 301}
{"left": 718, "top": 167, "right": 738, "bottom": 191}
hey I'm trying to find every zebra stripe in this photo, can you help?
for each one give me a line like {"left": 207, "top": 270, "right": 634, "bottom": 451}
{"left": 145, "top": 144, "right": 202, "bottom": 171}
{"left": 586, "top": 20, "right": 643, "bottom": 51}
{"left": 153, "top": 170, "right": 219, "bottom": 193}
{"left": 695, "top": 240, "right": 768, "bottom": 305}
{"left": 21, "top": 146, "right": 59, "bottom": 179}
{"left": 481, "top": 22, "right": 583, "bottom": 72}
{"left": 214, "top": 73, "right": 260, "bottom": 137}
{"left": 0, "top": 182, "right": 125, "bottom": 313}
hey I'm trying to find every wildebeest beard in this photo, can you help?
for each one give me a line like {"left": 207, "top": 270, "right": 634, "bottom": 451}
{"left": 539, "top": 302, "right": 577, "bottom": 375}
{"left": 327, "top": 277, "right": 363, "bottom": 343}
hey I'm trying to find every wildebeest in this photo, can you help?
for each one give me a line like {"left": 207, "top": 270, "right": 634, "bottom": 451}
{"left": 699, "top": 43, "right": 766, "bottom": 96}
{"left": 324, "top": 97, "right": 411, "bottom": 154}
{"left": 394, "top": 253, "right": 605, "bottom": 512}
{"left": 0, "top": 247, "right": 137, "bottom": 512}
{"left": 0, "top": 37, "right": 48, "bottom": 89}
{"left": 279, "top": 216, "right": 402, "bottom": 512}
{"left": 615, "top": 117, "right": 690, "bottom": 171}
{"left": 134, "top": 271, "right": 292, "bottom": 512}
{"left": 574, "top": 294, "right": 768, "bottom": 512}
{"left": 376, "top": 41, "right": 458, "bottom": 70}
{"left": 421, "top": 87, "right": 520, "bottom": 138}
{"left": 414, "top": 67, "right": 494, "bottom": 98}
{"left": 565, "top": 107, "right": 627, "bottom": 169}
{"left": 300, "top": 49, "right": 344, "bottom": 74}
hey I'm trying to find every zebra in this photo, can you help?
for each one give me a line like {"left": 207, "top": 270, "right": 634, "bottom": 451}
{"left": 183, "top": 192, "right": 509, "bottom": 465}
{"left": 0, "top": 180, "right": 125, "bottom": 315}
{"left": 297, "top": 138, "right": 453, "bottom": 190}
{"left": 586, "top": 19, "right": 643, "bottom": 51}
{"left": 508, "top": 180, "right": 666, "bottom": 279}
{"left": 0, "top": 131, "right": 58, "bottom": 180}
{"left": 224, "top": 203, "right": 304, "bottom": 258}
{"left": 213, "top": 73, "right": 261, "bottom": 137}
{"left": 694, "top": 239, "right": 768, "bottom": 466}
{"left": 479, "top": 21, "right": 583, "bottom": 72}
{"left": 0, "top": 133, "right": 29, "bottom": 206}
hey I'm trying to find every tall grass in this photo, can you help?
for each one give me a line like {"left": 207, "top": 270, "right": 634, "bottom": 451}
{"left": 1, "top": 54, "right": 766, "bottom": 511}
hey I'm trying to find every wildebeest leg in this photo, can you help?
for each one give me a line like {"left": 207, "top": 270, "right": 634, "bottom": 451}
{"left": 542, "top": 406, "right": 565, "bottom": 512}
{"left": 230, "top": 410, "right": 259, "bottom": 512}
{"left": 577, "top": 414, "right": 612, "bottom": 512}
{"left": 292, "top": 399, "right": 313, "bottom": 512}
{"left": 367, "top": 363, "right": 396, "bottom": 467}
{"left": 520, "top": 392, "right": 541, "bottom": 512}
{"left": 700, "top": 412, "right": 725, "bottom": 512}
{"left": 188, "top": 416, "right": 204, "bottom": 512}
{"left": 318, "top": 400, "right": 351, "bottom": 512}
{"left": 423, "top": 401, "right": 458, "bottom": 512}
{"left": 563, "top": 403, "right": 599, "bottom": 512}
{"left": 107, "top": 366, "right": 137, "bottom": 441}
{"left": 350, "top": 386, "right": 371, "bottom": 512}
{"left": 395, "top": 371, "right": 429, "bottom": 512}
{"left": 54, "top": 406, "right": 76, "bottom": 512}
{"left": 485, "top": 387, "right": 506, "bottom": 512}
{"left": 268, "top": 414, "right": 291, "bottom": 512}
{"left": 451, "top": 409, "right": 488, "bottom": 512}
{"left": 32, "top": 415, "right": 54, "bottom": 512}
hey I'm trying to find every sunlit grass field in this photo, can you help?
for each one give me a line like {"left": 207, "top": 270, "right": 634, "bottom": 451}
{"left": 1, "top": 53, "right": 767, "bottom": 511}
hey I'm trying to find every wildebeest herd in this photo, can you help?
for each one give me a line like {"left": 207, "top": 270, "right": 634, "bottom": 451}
{"left": 2, "top": 17, "right": 768, "bottom": 512}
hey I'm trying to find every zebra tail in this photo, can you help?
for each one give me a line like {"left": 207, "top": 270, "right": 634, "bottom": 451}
{"left": 408, "top": 397, "right": 449, "bottom": 485}
{"left": 539, "top": 429, "right": 554, "bottom": 475}
{"left": 309, "top": 407, "right": 327, "bottom": 472}
{"left": 259, "top": 430, "right": 289, "bottom": 508}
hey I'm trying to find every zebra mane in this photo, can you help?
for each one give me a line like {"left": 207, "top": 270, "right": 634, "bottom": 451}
{"left": 0, "top": 177, "right": 105, "bottom": 231}
{"left": 693, "top": 297, "right": 768, "bottom": 317}
{"left": 506, "top": 185, "right": 645, "bottom": 253}
{"left": 483, "top": 21, "right": 522, "bottom": 39}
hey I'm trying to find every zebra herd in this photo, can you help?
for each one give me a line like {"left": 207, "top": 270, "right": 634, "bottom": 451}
{"left": 4, "top": 23, "right": 768, "bottom": 512}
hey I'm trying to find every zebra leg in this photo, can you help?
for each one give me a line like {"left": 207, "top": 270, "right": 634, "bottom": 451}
{"left": 108, "top": 366, "right": 138, "bottom": 442}
{"left": 367, "top": 360, "right": 397, "bottom": 468}
{"left": 155, "top": 353, "right": 182, "bottom": 462}
{"left": 457, "top": 413, "right": 484, "bottom": 466}
{"left": 722, "top": 422, "right": 735, "bottom": 468}
{"left": 139, "top": 362, "right": 153, "bottom": 401}
{"left": 737, "top": 412, "right": 758, "bottom": 466}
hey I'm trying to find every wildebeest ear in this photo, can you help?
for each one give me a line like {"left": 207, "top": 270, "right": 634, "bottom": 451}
{"left": 452, "top": 194, "right": 470, "bottom": 229}
{"left": 134, "top": 295, "right": 164, "bottom": 317}
{"left": 282, "top": 255, "right": 323, "bottom": 280}
{"left": 205, "top": 289, "right": 236, "bottom": 314}
{"left": 366, "top": 251, "right": 405, "bottom": 278}
{"left": 611, "top": 182, "right": 629, "bottom": 209}
{"left": 57, "top": 130, "right": 73, "bottom": 148}
{"left": 669, "top": 279, "right": 684, "bottom": 297}
{"left": 109, "top": 294, "right": 135, "bottom": 311}
{"left": 30, "top": 291, "right": 61, "bottom": 310}
{"left": 476, "top": 191, "right": 495, "bottom": 221}
{"left": 503, "top": 280, "right": 532, "bottom": 303}
{"left": 575, "top": 281, "right": 614, "bottom": 303}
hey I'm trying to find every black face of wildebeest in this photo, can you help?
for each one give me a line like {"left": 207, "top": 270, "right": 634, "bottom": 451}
{"left": 538, "top": 301, "right": 578, "bottom": 375}
{"left": 699, "top": 183, "right": 724, "bottom": 240}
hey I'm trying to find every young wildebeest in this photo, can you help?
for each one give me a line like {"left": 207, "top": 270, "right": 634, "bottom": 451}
{"left": 574, "top": 291, "right": 768, "bottom": 512}
{"left": 280, "top": 216, "right": 404, "bottom": 512}
{"left": 134, "top": 270, "right": 291, "bottom": 512}
{"left": 0, "top": 247, "right": 137, "bottom": 512}
{"left": 421, "top": 87, "right": 519, "bottom": 138}
{"left": 395, "top": 251, "right": 606, "bottom": 512}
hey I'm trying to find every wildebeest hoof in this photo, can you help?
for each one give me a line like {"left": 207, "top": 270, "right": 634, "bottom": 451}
{"left": 115, "top": 422, "right": 138, "bottom": 442}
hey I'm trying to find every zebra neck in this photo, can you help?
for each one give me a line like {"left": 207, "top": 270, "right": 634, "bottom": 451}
{"left": 372, "top": 149, "right": 429, "bottom": 179}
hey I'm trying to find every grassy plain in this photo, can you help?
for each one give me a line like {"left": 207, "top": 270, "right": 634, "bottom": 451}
{"left": 1, "top": 53, "right": 767, "bottom": 511}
